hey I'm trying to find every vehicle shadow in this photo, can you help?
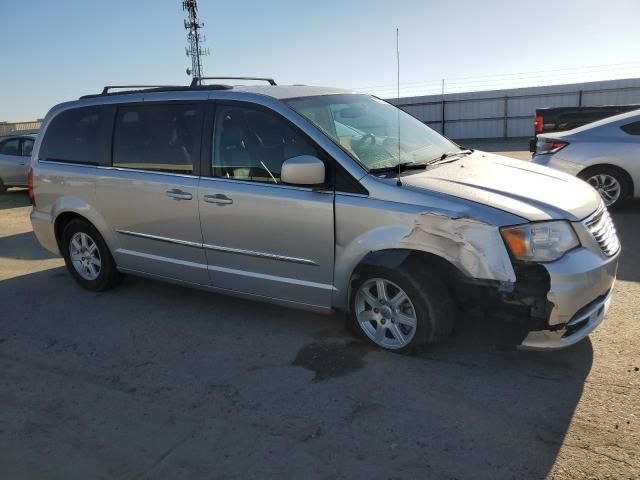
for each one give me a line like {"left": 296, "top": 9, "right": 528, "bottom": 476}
{"left": 610, "top": 199, "right": 640, "bottom": 283}
{"left": 0, "top": 231, "right": 58, "bottom": 260}
{"left": 0, "top": 266, "right": 592, "bottom": 479}
{"left": 0, "top": 188, "right": 29, "bottom": 210}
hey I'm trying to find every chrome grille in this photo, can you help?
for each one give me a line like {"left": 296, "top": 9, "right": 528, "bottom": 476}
{"left": 585, "top": 206, "right": 620, "bottom": 256}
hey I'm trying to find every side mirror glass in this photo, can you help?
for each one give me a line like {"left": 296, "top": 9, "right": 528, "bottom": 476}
{"left": 281, "top": 155, "right": 325, "bottom": 186}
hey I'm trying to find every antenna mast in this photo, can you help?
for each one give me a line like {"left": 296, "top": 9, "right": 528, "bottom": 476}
{"left": 396, "top": 27, "right": 402, "bottom": 187}
{"left": 183, "top": 0, "right": 209, "bottom": 78}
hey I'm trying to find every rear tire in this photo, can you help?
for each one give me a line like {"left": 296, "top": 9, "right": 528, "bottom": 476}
{"left": 61, "top": 219, "right": 121, "bottom": 291}
{"left": 579, "top": 166, "right": 630, "bottom": 210}
{"left": 348, "top": 266, "right": 453, "bottom": 354}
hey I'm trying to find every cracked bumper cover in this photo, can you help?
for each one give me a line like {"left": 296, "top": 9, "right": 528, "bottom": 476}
{"left": 519, "top": 246, "right": 619, "bottom": 351}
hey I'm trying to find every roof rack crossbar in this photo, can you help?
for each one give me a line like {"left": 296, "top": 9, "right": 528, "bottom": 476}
{"left": 190, "top": 76, "right": 276, "bottom": 87}
{"left": 80, "top": 84, "right": 233, "bottom": 100}
{"left": 101, "top": 85, "right": 181, "bottom": 95}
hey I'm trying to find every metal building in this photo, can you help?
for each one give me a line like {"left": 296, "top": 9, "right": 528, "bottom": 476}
{"left": 389, "top": 78, "right": 640, "bottom": 140}
{"left": 0, "top": 121, "right": 41, "bottom": 137}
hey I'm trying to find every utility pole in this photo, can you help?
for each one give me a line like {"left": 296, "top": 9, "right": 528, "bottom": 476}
{"left": 183, "top": 0, "right": 208, "bottom": 79}
{"left": 441, "top": 78, "right": 446, "bottom": 135}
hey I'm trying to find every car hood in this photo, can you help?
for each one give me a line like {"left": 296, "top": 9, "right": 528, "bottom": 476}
{"left": 400, "top": 151, "right": 601, "bottom": 222}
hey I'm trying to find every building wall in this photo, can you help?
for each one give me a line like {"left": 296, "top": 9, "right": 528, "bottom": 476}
{"left": 0, "top": 121, "right": 41, "bottom": 137}
{"left": 389, "top": 78, "right": 640, "bottom": 140}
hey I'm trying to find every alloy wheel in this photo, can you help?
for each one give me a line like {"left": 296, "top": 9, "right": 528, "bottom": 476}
{"left": 587, "top": 174, "right": 621, "bottom": 207}
{"left": 354, "top": 278, "right": 418, "bottom": 349}
{"left": 69, "top": 232, "right": 102, "bottom": 281}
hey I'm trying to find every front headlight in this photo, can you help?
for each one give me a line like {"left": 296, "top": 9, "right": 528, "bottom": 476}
{"left": 501, "top": 221, "right": 579, "bottom": 262}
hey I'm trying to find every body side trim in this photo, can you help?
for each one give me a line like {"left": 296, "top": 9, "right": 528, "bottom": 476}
{"left": 202, "top": 243, "right": 318, "bottom": 266}
{"left": 206, "top": 264, "right": 333, "bottom": 290}
{"left": 115, "top": 229, "right": 318, "bottom": 266}
{"left": 115, "top": 229, "right": 202, "bottom": 248}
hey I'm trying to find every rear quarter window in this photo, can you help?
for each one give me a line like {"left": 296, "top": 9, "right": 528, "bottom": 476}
{"left": 0, "top": 138, "right": 20, "bottom": 156}
{"left": 39, "top": 105, "right": 114, "bottom": 165}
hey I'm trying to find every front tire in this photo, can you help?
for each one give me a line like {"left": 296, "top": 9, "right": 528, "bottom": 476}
{"left": 349, "top": 266, "right": 453, "bottom": 354}
{"left": 61, "top": 219, "right": 121, "bottom": 291}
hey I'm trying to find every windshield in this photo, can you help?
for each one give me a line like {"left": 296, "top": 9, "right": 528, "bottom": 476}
{"left": 286, "top": 94, "right": 459, "bottom": 171}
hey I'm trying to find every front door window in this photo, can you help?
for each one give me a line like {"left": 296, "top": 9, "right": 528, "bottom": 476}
{"left": 213, "top": 104, "right": 319, "bottom": 183}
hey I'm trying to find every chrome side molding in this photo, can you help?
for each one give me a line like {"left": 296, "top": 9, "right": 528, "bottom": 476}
{"left": 202, "top": 243, "right": 317, "bottom": 266}
{"left": 115, "top": 229, "right": 317, "bottom": 266}
{"left": 115, "top": 229, "right": 202, "bottom": 248}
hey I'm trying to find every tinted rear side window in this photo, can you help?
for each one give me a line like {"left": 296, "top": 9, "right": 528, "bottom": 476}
{"left": 621, "top": 121, "right": 640, "bottom": 136}
{"left": 113, "top": 103, "right": 202, "bottom": 174}
{"left": 0, "top": 138, "right": 20, "bottom": 156}
{"left": 39, "top": 105, "right": 113, "bottom": 165}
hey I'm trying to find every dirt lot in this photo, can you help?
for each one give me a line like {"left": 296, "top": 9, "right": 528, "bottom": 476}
{"left": 1, "top": 150, "right": 639, "bottom": 479}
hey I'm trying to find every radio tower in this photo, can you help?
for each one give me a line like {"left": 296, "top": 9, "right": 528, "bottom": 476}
{"left": 183, "top": 0, "right": 208, "bottom": 78}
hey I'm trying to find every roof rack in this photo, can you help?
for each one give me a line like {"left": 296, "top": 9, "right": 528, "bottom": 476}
{"left": 80, "top": 84, "right": 233, "bottom": 99}
{"left": 190, "top": 76, "right": 277, "bottom": 87}
{"left": 101, "top": 85, "right": 181, "bottom": 95}
{"left": 80, "top": 77, "right": 275, "bottom": 99}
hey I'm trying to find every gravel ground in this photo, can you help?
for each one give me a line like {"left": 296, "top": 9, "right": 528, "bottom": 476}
{"left": 1, "top": 150, "right": 639, "bottom": 479}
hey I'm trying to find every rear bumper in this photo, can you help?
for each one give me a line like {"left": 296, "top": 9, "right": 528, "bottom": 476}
{"left": 30, "top": 209, "right": 59, "bottom": 256}
{"left": 519, "top": 246, "right": 619, "bottom": 350}
{"left": 531, "top": 153, "right": 585, "bottom": 177}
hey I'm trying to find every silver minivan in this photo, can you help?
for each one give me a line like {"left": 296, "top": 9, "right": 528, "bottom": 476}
{"left": 29, "top": 79, "right": 620, "bottom": 352}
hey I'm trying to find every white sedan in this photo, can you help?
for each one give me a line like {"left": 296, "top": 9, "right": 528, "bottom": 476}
{"left": 532, "top": 109, "right": 640, "bottom": 208}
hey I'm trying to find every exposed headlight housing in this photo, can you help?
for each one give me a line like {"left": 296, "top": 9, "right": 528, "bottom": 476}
{"left": 501, "top": 221, "right": 580, "bottom": 262}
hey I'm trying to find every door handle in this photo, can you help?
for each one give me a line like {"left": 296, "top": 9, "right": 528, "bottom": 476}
{"left": 166, "top": 189, "right": 193, "bottom": 200}
{"left": 204, "top": 194, "right": 233, "bottom": 205}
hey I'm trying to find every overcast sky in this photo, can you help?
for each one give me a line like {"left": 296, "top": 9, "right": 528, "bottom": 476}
{"left": 1, "top": 0, "right": 640, "bottom": 121}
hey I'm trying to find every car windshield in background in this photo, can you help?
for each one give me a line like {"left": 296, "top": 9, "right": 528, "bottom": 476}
{"left": 286, "top": 94, "right": 459, "bottom": 171}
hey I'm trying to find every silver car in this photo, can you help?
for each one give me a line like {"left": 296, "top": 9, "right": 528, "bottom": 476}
{"left": 532, "top": 109, "right": 640, "bottom": 209}
{"left": 29, "top": 80, "right": 620, "bottom": 352}
{"left": 0, "top": 134, "right": 36, "bottom": 191}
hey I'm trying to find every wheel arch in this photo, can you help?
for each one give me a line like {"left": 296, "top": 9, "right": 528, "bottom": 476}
{"left": 54, "top": 211, "right": 89, "bottom": 250}
{"left": 578, "top": 163, "right": 634, "bottom": 198}
{"left": 53, "top": 210, "right": 115, "bottom": 255}
{"left": 346, "top": 248, "right": 468, "bottom": 311}
{"left": 52, "top": 210, "right": 123, "bottom": 291}
{"left": 333, "top": 212, "right": 517, "bottom": 311}
{"left": 48, "top": 193, "right": 117, "bottom": 252}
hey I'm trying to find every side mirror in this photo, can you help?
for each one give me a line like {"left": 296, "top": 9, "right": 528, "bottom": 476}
{"left": 281, "top": 155, "right": 325, "bottom": 186}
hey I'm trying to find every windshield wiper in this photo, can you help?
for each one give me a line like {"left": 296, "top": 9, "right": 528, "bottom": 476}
{"left": 369, "top": 162, "right": 428, "bottom": 174}
{"left": 369, "top": 149, "right": 474, "bottom": 174}
{"left": 426, "top": 149, "right": 474, "bottom": 166}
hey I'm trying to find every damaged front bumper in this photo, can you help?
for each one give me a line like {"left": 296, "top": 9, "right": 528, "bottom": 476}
{"left": 519, "top": 246, "right": 619, "bottom": 351}
{"left": 520, "top": 288, "right": 612, "bottom": 350}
